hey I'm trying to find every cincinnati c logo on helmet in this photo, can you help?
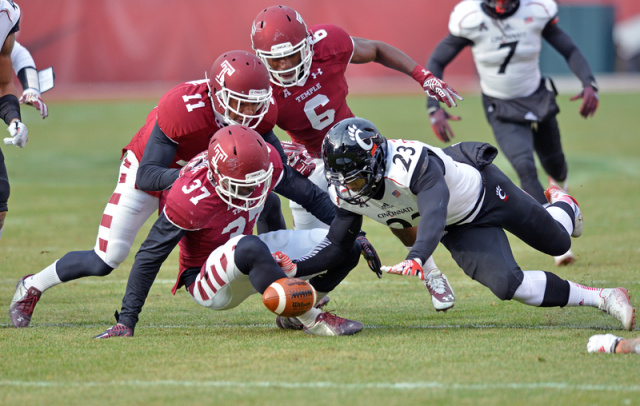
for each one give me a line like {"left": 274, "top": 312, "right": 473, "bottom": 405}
{"left": 215, "top": 60, "right": 236, "bottom": 87}
{"left": 348, "top": 124, "right": 374, "bottom": 151}
{"left": 210, "top": 144, "right": 229, "bottom": 168}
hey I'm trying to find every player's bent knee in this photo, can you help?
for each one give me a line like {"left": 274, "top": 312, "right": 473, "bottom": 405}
{"left": 103, "top": 241, "right": 133, "bottom": 269}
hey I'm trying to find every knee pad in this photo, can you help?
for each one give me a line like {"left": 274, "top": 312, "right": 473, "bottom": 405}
{"left": 103, "top": 240, "right": 134, "bottom": 269}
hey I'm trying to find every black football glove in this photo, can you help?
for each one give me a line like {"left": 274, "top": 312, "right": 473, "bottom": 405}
{"left": 356, "top": 233, "right": 382, "bottom": 278}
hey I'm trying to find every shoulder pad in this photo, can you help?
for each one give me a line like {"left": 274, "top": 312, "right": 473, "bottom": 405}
{"left": 524, "top": 0, "right": 558, "bottom": 20}
{"left": 449, "top": 1, "right": 485, "bottom": 37}
{"left": 310, "top": 24, "right": 353, "bottom": 62}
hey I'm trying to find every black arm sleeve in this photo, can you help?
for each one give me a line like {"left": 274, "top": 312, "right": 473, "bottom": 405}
{"left": 117, "top": 213, "right": 186, "bottom": 330}
{"left": 274, "top": 165, "right": 336, "bottom": 225}
{"left": 542, "top": 23, "right": 596, "bottom": 88}
{"left": 136, "top": 123, "right": 181, "bottom": 191}
{"left": 426, "top": 34, "right": 472, "bottom": 111}
{"left": 261, "top": 130, "right": 288, "bottom": 165}
{"left": 294, "top": 207, "right": 362, "bottom": 276}
{"left": 406, "top": 150, "right": 449, "bottom": 263}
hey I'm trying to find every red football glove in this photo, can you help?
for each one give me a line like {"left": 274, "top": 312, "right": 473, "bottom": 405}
{"left": 282, "top": 140, "right": 316, "bottom": 177}
{"left": 20, "top": 89, "right": 49, "bottom": 119}
{"left": 381, "top": 259, "right": 424, "bottom": 280}
{"left": 179, "top": 151, "right": 208, "bottom": 177}
{"left": 570, "top": 86, "right": 599, "bottom": 118}
{"left": 429, "top": 108, "right": 461, "bottom": 143}
{"left": 412, "top": 65, "right": 463, "bottom": 108}
{"left": 272, "top": 251, "right": 298, "bottom": 277}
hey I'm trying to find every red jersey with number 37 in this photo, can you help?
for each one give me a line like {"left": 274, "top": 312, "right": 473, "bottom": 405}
{"left": 272, "top": 24, "right": 354, "bottom": 155}
{"left": 165, "top": 145, "right": 284, "bottom": 292}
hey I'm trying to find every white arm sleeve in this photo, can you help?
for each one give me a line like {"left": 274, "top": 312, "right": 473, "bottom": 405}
{"left": 11, "top": 41, "right": 36, "bottom": 74}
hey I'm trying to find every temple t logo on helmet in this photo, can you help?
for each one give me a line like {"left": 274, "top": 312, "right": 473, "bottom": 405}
{"left": 215, "top": 61, "right": 236, "bottom": 87}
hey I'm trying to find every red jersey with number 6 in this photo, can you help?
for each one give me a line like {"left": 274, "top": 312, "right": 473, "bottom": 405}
{"left": 272, "top": 24, "right": 354, "bottom": 155}
{"left": 165, "top": 145, "right": 284, "bottom": 292}
{"left": 123, "top": 80, "right": 278, "bottom": 197}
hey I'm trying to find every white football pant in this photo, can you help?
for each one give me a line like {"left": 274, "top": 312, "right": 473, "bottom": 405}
{"left": 93, "top": 151, "right": 159, "bottom": 268}
{"left": 190, "top": 229, "right": 329, "bottom": 310}
{"left": 289, "top": 158, "right": 330, "bottom": 230}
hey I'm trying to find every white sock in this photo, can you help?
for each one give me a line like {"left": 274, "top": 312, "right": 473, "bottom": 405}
{"left": 25, "top": 260, "right": 63, "bottom": 292}
{"left": 297, "top": 307, "right": 321, "bottom": 327}
{"left": 512, "top": 270, "right": 547, "bottom": 306}
{"left": 546, "top": 206, "right": 573, "bottom": 236}
{"left": 0, "top": 225, "right": 3, "bottom": 240}
{"left": 566, "top": 281, "right": 602, "bottom": 307}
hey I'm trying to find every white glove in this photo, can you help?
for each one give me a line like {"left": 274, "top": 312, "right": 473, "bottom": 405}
{"left": 4, "top": 121, "right": 29, "bottom": 148}
{"left": 587, "top": 334, "right": 621, "bottom": 354}
{"left": 20, "top": 88, "right": 49, "bottom": 119}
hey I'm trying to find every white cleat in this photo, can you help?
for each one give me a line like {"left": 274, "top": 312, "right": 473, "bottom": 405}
{"left": 424, "top": 269, "right": 455, "bottom": 312}
{"left": 598, "top": 288, "right": 636, "bottom": 331}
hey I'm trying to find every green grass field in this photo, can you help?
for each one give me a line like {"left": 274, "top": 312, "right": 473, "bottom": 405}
{"left": 1, "top": 92, "right": 639, "bottom": 406}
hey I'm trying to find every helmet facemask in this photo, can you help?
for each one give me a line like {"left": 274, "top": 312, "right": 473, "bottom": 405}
{"left": 256, "top": 37, "right": 313, "bottom": 87}
{"left": 211, "top": 163, "right": 274, "bottom": 211}
{"left": 325, "top": 143, "right": 385, "bottom": 205}
{"left": 207, "top": 73, "right": 272, "bottom": 129}
{"left": 483, "top": 0, "right": 520, "bottom": 17}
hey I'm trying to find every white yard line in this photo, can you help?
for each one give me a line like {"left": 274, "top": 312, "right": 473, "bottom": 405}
{"left": 1, "top": 379, "right": 638, "bottom": 392}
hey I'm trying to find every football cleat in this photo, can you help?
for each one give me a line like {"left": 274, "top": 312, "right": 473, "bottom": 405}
{"left": 424, "top": 269, "right": 455, "bottom": 311}
{"left": 93, "top": 323, "right": 134, "bottom": 339}
{"left": 597, "top": 288, "right": 636, "bottom": 331}
{"left": 9, "top": 274, "right": 42, "bottom": 328}
{"left": 276, "top": 295, "right": 330, "bottom": 330}
{"left": 303, "top": 311, "right": 364, "bottom": 336}
{"left": 544, "top": 185, "right": 583, "bottom": 238}
{"left": 587, "top": 333, "right": 622, "bottom": 354}
{"left": 554, "top": 249, "right": 575, "bottom": 266}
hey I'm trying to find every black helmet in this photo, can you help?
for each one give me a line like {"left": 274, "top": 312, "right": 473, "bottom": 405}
{"left": 322, "top": 117, "right": 386, "bottom": 205}
{"left": 482, "top": 0, "right": 520, "bottom": 18}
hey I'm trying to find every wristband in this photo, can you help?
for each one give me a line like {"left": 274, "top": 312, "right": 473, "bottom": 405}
{"left": 0, "top": 94, "right": 21, "bottom": 125}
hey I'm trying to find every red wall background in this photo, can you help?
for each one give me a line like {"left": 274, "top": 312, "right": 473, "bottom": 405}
{"left": 15, "top": 0, "right": 640, "bottom": 96}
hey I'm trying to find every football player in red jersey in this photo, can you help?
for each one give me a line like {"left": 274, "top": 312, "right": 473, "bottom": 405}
{"left": 250, "top": 5, "right": 461, "bottom": 311}
{"left": 10, "top": 51, "right": 351, "bottom": 328}
{"left": 94, "top": 126, "right": 364, "bottom": 338}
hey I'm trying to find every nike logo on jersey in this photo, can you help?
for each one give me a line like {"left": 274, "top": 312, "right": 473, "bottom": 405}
{"left": 496, "top": 185, "right": 508, "bottom": 201}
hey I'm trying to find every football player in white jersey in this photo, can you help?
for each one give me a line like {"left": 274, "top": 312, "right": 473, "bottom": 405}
{"left": 425, "top": 0, "right": 599, "bottom": 266}
{"left": 321, "top": 117, "right": 635, "bottom": 331}
{"left": 0, "top": 0, "right": 29, "bottom": 241}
